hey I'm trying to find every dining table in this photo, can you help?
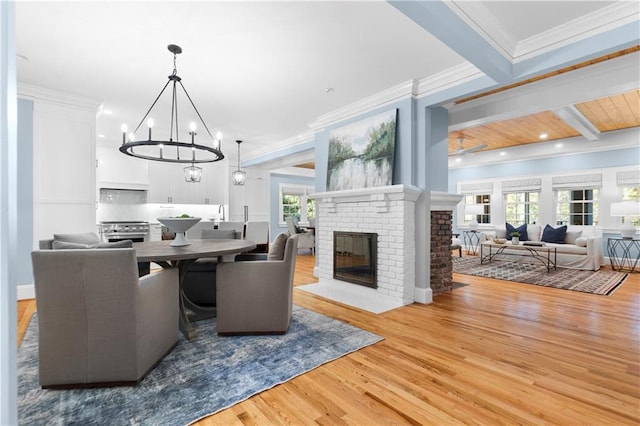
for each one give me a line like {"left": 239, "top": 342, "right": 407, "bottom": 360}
{"left": 134, "top": 238, "right": 256, "bottom": 340}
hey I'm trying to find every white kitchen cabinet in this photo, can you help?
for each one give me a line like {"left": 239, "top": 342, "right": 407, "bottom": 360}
{"left": 97, "top": 144, "right": 149, "bottom": 189}
{"left": 148, "top": 161, "right": 227, "bottom": 205}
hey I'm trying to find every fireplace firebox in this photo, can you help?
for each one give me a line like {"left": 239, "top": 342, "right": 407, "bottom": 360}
{"left": 333, "top": 231, "right": 377, "bottom": 288}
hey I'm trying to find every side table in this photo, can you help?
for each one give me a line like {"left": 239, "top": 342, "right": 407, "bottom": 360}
{"left": 463, "top": 230, "right": 483, "bottom": 255}
{"left": 607, "top": 237, "right": 640, "bottom": 272}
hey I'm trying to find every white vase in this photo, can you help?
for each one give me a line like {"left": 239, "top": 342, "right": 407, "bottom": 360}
{"left": 512, "top": 237, "right": 519, "bottom": 245}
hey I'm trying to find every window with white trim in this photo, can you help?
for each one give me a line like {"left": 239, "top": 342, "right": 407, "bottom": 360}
{"left": 553, "top": 174, "right": 601, "bottom": 226}
{"left": 617, "top": 170, "right": 640, "bottom": 226}
{"left": 460, "top": 182, "right": 493, "bottom": 225}
{"left": 505, "top": 192, "right": 539, "bottom": 224}
{"left": 556, "top": 189, "right": 599, "bottom": 225}
{"left": 278, "top": 184, "right": 315, "bottom": 225}
{"left": 502, "top": 178, "right": 541, "bottom": 225}
{"left": 464, "top": 194, "right": 491, "bottom": 224}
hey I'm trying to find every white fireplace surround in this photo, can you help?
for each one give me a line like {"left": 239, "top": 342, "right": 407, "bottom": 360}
{"left": 299, "top": 185, "right": 462, "bottom": 313}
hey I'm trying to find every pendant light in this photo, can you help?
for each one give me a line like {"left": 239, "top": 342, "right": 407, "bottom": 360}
{"left": 232, "top": 140, "right": 246, "bottom": 185}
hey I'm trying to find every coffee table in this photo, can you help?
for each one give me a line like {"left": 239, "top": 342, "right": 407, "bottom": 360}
{"left": 480, "top": 241, "right": 557, "bottom": 272}
{"left": 134, "top": 239, "right": 256, "bottom": 340}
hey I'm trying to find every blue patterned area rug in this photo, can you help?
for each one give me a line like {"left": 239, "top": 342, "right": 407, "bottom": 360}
{"left": 452, "top": 257, "right": 627, "bottom": 295}
{"left": 18, "top": 306, "right": 383, "bottom": 425}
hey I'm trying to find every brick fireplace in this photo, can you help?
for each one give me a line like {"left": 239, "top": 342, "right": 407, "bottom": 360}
{"left": 300, "top": 185, "right": 462, "bottom": 313}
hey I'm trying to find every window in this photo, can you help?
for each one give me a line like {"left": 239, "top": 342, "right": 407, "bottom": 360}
{"left": 556, "top": 189, "right": 599, "bottom": 225}
{"left": 621, "top": 186, "right": 640, "bottom": 226}
{"left": 279, "top": 184, "right": 315, "bottom": 225}
{"left": 505, "top": 192, "right": 539, "bottom": 224}
{"left": 464, "top": 194, "right": 491, "bottom": 224}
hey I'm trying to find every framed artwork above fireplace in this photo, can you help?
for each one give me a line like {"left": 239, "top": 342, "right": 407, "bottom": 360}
{"left": 326, "top": 108, "right": 397, "bottom": 191}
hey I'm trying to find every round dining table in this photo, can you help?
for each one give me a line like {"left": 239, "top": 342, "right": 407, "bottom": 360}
{"left": 134, "top": 239, "right": 256, "bottom": 340}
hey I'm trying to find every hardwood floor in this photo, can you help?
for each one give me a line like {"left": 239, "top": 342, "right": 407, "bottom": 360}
{"left": 18, "top": 255, "right": 640, "bottom": 424}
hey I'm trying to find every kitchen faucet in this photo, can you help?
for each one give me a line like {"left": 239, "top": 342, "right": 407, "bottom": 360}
{"left": 218, "top": 204, "right": 225, "bottom": 222}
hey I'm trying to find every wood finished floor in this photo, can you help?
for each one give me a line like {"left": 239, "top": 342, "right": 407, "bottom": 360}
{"left": 18, "top": 254, "right": 640, "bottom": 425}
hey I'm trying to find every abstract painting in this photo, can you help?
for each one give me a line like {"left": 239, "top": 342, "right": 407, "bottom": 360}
{"left": 326, "top": 109, "right": 397, "bottom": 191}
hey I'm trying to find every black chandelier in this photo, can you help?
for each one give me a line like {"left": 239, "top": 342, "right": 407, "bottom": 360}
{"left": 119, "top": 44, "right": 224, "bottom": 182}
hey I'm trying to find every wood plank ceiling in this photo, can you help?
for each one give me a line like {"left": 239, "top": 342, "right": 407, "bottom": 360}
{"left": 448, "top": 89, "right": 640, "bottom": 154}
{"left": 448, "top": 46, "right": 640, "bottom": 155}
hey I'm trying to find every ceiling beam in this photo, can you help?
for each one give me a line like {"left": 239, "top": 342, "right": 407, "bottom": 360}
{"left": 448, "top": 51, "right": 639, "bottom": 130}
{"left": 552, "top": 106, "right": 601, "bottom": 142}
{"left": 388, "top": 0, "right": 512, "bottom": 84}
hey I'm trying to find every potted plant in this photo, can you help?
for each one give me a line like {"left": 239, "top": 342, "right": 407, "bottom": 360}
{"left": 510, "top": 231, "right": 521, "bottom": 245}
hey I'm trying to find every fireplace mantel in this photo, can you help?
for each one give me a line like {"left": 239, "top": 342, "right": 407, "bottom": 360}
{"left": 310, "top": 184, "right": 421, "bottom": 203}
{"left": 301, "top": 185, "right": 463, "bottom": 313}
{"left": 430, "top": 191, "right": 463, "bottom": 211}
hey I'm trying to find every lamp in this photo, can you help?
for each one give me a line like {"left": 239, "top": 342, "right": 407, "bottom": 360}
{"left": 119, "top": 44, "right": 224, "bottom": 168}
{"left": 465, "top": 204, "right": 484, "bottom": 231}
{"left": 232, "top": 140, "right": 246, "bottom": 186}
{"left": 610, "top": 201, "right": 640, "bottom": 238}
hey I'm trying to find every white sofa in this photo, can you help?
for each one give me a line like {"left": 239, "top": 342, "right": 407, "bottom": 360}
{"left": 481, "top": 224, "right": 604, "bottom": 271}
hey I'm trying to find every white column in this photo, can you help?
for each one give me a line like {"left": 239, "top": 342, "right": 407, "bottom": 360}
{"left": 0, "top": 1, "right": 18, "bottom": 423}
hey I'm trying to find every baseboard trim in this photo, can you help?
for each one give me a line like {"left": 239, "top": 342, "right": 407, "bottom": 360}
{"left": 18, "top": 284, "right": 35, "bottom": 300}
{"left": 413, "top": 286, "right": 433, "bottom": 304}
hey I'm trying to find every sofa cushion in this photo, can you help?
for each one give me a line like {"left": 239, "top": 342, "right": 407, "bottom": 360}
{"left": 565, "top": 230, "right": 583, "bottom": 245}
{"left": 506, "top": 223, "right": 528, "bottom": 241}
{"left": 527, "top": 224, "right": 542, "bottom": 242}
{"left": 53, "top": 232, "right": 100, "bottom": 245}
{"left": 575, "top": 237, "right": 588, "bottom": 247}
{"left": 268, "top": 232, "right": 290, "bottom": 261}
{"left": 541, "top": 224, "right": 567, "bottom": 244}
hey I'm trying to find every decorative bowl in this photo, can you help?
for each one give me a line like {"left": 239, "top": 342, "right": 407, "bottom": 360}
{"left": 157, "top": 217, "right": 201, "bottom": 246}
{"left": 493, "top": 238, "right": 507, "bottom": 244}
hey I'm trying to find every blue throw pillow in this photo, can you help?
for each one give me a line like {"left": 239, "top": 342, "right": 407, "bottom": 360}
{"left": 505, "top": 223, "right": 528, "bottom": 241}
{"left": 541, "top": 224, "right": 567, "bottom": 244}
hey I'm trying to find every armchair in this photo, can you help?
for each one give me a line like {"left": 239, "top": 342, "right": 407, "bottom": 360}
{"left": 215, "top": 233, "right": 298, "bottom": 335}
{"left": 31, "top": 245, "right": 179, "bottom": 388}
{"left": 286, "top": 216, "right": 315, "bottom": 255}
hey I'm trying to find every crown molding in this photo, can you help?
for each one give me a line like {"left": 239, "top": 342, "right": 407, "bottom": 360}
{"left": 446, "top": 1, "right": 515, "bottom": 59}
{"left": 415, "top": 62, "right": 484, "bottom": 99}
{"left": 242, "top": 131, "right": 314, "bottom": 168}
{"left": 18, "top": 83, "right": 102, "bottom": 111}
{"left": 513, "top": 1, "right": 640, "bottom": 62}
{"left": 308, "top": 79, "right": 417, "bottom": 132}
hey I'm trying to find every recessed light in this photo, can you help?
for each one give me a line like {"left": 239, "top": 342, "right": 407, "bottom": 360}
{"left": 103, "top": 109, "right": 113, "bottom": 115}
{"left": 97, "top": 134, "right": 105, "bottom": 138}
{"left": 16, "top": 53, "right": 29, "bottom": 61}
{"left": 499, "top": 151, "right": 506, "bottom": 156}
{"left": 455, "top": 157, "right": 462, "bottom": 163}
{"left": 539, "top": 133, "right": 548, "bottom": 139}
{"left": 555, "top": 143, "right": 563, "bottom": 148}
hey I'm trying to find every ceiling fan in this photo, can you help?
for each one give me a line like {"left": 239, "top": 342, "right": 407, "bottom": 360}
{"left": 451, "top": 136, "right": 487, "bottom": 156}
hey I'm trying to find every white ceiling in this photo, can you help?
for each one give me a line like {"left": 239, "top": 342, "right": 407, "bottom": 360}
{"left": 15, "top": 1, "right": 635, "bottom": 164}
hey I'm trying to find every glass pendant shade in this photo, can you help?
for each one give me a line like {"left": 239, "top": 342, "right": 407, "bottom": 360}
{"left": 232, "top": 169, "right": 246, "bottom": 185}
{"left": 232, "top": 140, "right": 246, "bottom": 185}
{"left": 184, "top": 164, "right": 202, "bottom": 183}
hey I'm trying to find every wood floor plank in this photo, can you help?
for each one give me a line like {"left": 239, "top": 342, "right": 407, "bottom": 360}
{"left": 17, "top": 254, "right": 640, "bottom": 424}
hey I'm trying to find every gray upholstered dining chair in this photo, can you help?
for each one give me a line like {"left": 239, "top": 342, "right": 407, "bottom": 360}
{"left": 31, "top": 237, "right": 179, "bottom": 388}
{"left": 215, "top": 233, "right": 298, "bottom": 335}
